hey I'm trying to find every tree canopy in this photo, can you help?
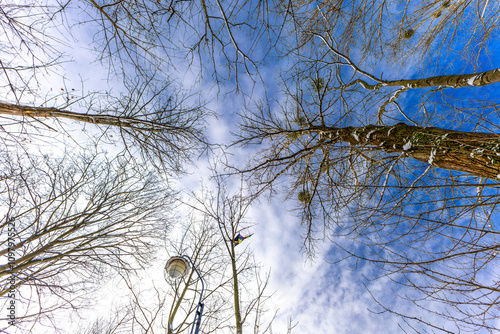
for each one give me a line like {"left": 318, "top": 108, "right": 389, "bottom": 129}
{"left": 2, "top": 0, "right": 500, "bottom": 333}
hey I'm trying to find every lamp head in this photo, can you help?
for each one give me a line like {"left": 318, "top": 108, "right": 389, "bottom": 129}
{"left": 165, "top": 256, "right": 190, "bottom": 281}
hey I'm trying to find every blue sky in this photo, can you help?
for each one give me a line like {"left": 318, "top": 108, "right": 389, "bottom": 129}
{"left": 2, "top": 0, "right": 500, "bottom": 333}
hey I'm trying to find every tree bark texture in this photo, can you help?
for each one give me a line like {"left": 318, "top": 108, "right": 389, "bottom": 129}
{"left": 230, "top": 241, "right": 243, "bottom": 334}
{"left": 0, "top": 102, "right": 166, "bottom": 131}
{"left": 305, "top": 123, "right": 500, "bottom": 180}
{"left": 354, "top": 67, "right": 500, "bottom": 90}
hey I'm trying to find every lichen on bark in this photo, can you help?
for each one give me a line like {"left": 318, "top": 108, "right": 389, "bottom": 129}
{"left": 294, "top": 123, "right": 500, "bottom": 181}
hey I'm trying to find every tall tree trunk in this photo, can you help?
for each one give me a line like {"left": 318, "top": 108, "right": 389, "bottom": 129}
{"left": 230, "top": 241, "right": 243, "bottom": 334}
{"left": 167, "top": 270, "right": 195, "bottom": 334}
{"left": 303, "top": 123, "right": 500, "bottom": 180}
{"left": 352, "top": 67, "right": 500, "bottom": 90}
{"left": 383, "top": 67, "right": 500, "bottom": 89}
{"left": 0, "top": 102, "right": 169, "bottom": 131}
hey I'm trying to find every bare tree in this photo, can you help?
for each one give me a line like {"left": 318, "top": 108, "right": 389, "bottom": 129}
{"left": 0, "top": 147, "right": 172, "bottom": 332}
{"left": 283, "top": 0, "right": 500, "bottom": 71}
{"left": 72, "top": 218, "right": 224, "bottom": 334}
{"left": 0, "top": 2, "right": 209, "bottom": 175}
{"left": 184, "top": 174, "right": 279, "bottom": 334}
{"left": 235, "top": 39, "right": 500, "bottom": 331}
{"left": 0, "top": 0, "right": 288, "bottom": 174}
{"left": 164, "top": 215, "right": 232, "bottom": 334}
{"left": 0, "top": 77, "right": 208, "bottom": 174}
{"left": 0, "top": 0, "right": 277, "bottom": 104}
{"left": 76, "top": 188, "right": 283, "bottom": 334}
{"left": 77, "top": 0, "right": 276, "bottom": 85}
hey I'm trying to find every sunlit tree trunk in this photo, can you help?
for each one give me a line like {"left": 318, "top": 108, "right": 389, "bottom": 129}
{"left": 351, "top": 67, "right": 500, "bottom": 90}
{"left": 0, "top": 100, "right": 206, "bottom": 174}
{"left": 186, "top": 177, "right": 275, "bottom": 334}
{"left": 167, "top": 269, "right": 197, "bottom": 334}
{"left": 0, "top": 102, "right": 166, "bottom": 131}
{"left": 230, "top": 241, "right": 243, "bottom": 334}
{"left": 296, "top": 123, "right": 500, "bottom": 180}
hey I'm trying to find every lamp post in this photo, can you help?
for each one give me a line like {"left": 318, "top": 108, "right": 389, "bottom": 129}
{"left": 165, "top": 255, "right": 205, "bottom": 334}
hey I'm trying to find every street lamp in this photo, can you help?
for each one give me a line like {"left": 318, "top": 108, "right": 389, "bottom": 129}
{"left": 165, "top": 255, "right": 205, "bottom": 334}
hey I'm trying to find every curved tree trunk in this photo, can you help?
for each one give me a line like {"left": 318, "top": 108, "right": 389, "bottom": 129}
{"left": 383, "top": 67, "right": 500, "bottom": 89}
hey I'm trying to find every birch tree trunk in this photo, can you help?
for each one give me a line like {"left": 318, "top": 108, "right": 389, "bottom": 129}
{"left": 352, "top": 67, "right": 500, "bottom": 90}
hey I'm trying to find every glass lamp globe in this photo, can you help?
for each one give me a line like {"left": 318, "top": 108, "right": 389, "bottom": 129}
{"left": 165, "top": 256, "right": 190, "bottom": 280}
